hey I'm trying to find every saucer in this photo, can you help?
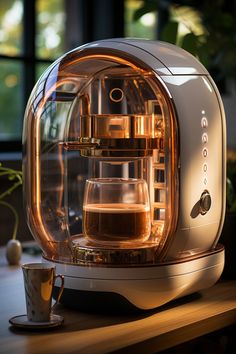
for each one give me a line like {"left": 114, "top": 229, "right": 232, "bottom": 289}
{"left": 9, "top": 314, "right": 64, "bottom": 329}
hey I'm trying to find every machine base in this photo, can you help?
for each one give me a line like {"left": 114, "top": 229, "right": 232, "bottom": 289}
{"left": 45, "top": 245, "right": 224, "bottom": 311}
{"left": 53, "top": 287, "right": 141, "bottom": 313}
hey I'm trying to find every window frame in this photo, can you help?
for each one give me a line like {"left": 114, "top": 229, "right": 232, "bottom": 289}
{"left": 0, "top": 0, "right": 54, "bottom": 151}
{"left": 0, "top": 0, "right": 125, "bottom": 152}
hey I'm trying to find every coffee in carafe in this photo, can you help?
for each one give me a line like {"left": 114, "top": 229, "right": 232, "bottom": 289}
{"left": 83, "top": 178, "right": 151, "bottom": 245}
{"left": 83, "top": 203, "right": 150, "bottom": 244}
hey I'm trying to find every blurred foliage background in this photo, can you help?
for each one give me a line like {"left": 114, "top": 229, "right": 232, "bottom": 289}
{"left": 131, "top": 0, "right": 236, "bottom": 92}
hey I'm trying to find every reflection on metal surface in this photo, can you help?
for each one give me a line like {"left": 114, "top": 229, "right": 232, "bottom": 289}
{"left": 71, "top": 235, "right": 158, "bottom": 265}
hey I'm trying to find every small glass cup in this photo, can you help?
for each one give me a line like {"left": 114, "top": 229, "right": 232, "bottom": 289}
{"left": 83, "top": 178, "right": 151, "bottom": 246}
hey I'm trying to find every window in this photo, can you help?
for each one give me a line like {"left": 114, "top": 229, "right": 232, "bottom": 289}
{"left": 0, "top": 0, "right": 65, "bottom": 150}
{"left": 0, "top": 0, "right": 127, "bottom": 152}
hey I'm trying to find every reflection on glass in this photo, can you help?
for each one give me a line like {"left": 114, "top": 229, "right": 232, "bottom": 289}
{"left": 0, "top": 60, "right": 22, "bottom": 140}
{"left": 36, "top": 0, "right": 65, "bottom": 59}
{"left": 0, "top": 0, "right": 23, "bottom": 56}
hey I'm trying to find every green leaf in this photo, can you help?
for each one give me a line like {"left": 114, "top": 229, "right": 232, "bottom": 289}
{"left": 227, "top": 178, "right": 236, "bottom": 212}
{"left": 181, "top": 32, "right": 198, "bottom": 55}
{"left": 196, "top": 44, "right": 209, "bottom": 67}
{"left": 133, "top": 3, "right": 158, "bottom": 22}
{"left": 160, "top": 21, "right": 178, "bottom": 44}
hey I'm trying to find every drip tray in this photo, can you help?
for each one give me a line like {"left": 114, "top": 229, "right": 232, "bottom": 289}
{"left": 71, "top": 235, "right": 159, "bottom": 265}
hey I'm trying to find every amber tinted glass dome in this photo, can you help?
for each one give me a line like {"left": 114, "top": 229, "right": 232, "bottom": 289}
{"left": 23, "top": 43, "right": 178, "bottom": 262}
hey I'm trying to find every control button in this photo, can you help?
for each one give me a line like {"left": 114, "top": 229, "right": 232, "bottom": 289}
{"left": 202, "top": 132, "right": 208, "bottom": 144}
{"left": 204, "top": 177, "right": 208, "bottom": 185}
{"left": 202, "top": 148, "right": 208, "bottom": 157}
{"left": 203, "top": 163, "right": 208, "bottom": 172}
{"left": 199, "top": 190, "right": 211, "bottom": 215}
{"left": 201, "top": 117, "right": 208, "bottom": 128}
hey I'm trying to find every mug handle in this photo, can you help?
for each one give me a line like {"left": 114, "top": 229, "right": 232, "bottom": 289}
{"left": 52, "top": 274, "right": 64, "bottom": 311}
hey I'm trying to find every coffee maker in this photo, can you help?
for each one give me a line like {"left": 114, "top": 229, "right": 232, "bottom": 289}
{"left": 23, "top": 39, "right": 226, "bottom": 311}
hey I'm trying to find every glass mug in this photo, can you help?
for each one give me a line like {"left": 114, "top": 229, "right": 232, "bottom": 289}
{"left": 83, "top": 178, "right": 151, "bottom": 246}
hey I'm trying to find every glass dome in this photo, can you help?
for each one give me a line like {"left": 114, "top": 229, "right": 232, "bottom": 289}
{"left": 22, "top": 46, "right": 178, "bottom": 262}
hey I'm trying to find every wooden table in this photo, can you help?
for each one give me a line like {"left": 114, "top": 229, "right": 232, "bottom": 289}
{"left": 1, "top": 245, "right": 236, "bottom": 354}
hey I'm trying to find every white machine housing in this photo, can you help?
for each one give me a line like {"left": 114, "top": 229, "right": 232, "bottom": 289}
{"left": 23, "top": 39, "right": 226, "bottom": 311}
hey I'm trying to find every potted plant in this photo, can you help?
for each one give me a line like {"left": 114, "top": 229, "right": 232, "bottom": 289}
{"left": 0, "top": 163, "right": 23, "bottom": 265}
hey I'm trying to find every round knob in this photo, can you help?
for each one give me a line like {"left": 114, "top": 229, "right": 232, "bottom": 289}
{"left": 199, "top": 190, "right": 211, "bottom": 215}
